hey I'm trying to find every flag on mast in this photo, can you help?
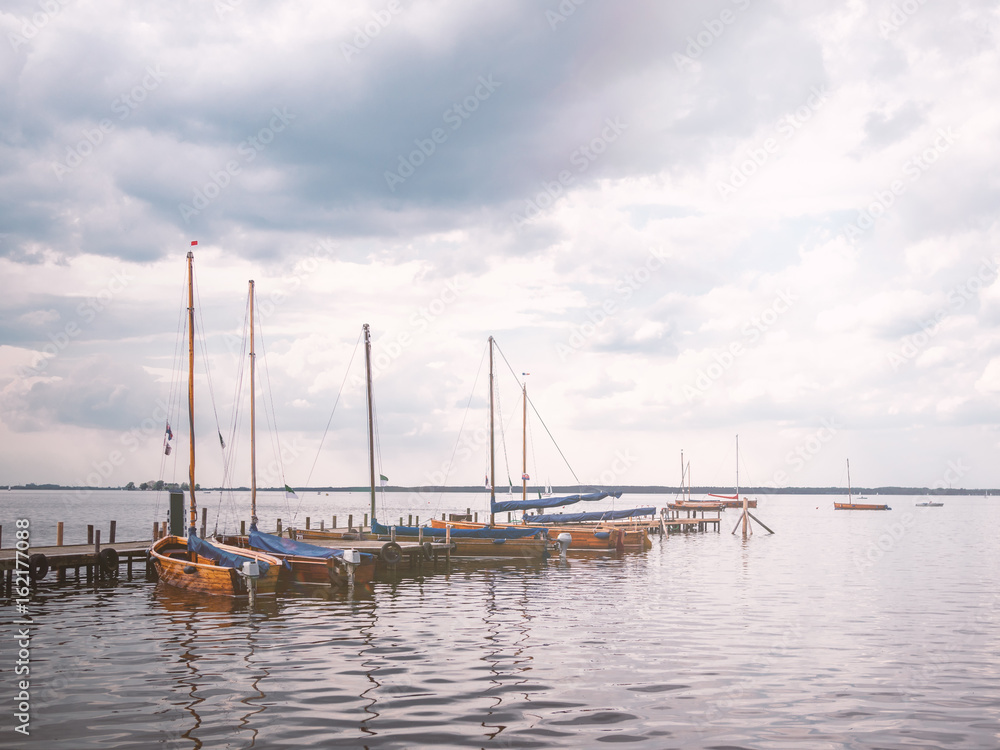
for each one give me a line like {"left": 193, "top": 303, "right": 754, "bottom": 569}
{"left": 284, "top": 484, "right": 298, "bottom": 499}
{"left": 379, "top": 474, "right": 388, "bottom": 487}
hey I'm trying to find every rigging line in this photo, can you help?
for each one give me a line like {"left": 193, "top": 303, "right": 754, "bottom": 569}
{"left": 192, "top": 266, "right": 228, "bottom": 491}
{"left": 372, "top": 392, "right": 388, "bottom": 523}
{"left": 156, "top": 267, "right": 190, "bottom": 521}
{"left": 494, "top": 370, "right": 513, "bottom": 486}
{"left": 220, "top": 296, "right": 250, "bottom": 495}
{"left": 303, "top": 329, "right": 363, "bottom": 489}
{"left": 493, "top": 340, "right": 582, "bottom": 485}
{"left": 431, "top": 340, "right": 488, "bottom": 502}
{"left": 255, "top": 307, "right": 286, "bottom": 493}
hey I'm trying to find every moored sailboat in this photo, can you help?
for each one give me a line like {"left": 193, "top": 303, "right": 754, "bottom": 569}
{"left": 834, "top": 459, "right": 890, "bottom": 510}
{"left": 150, "top": 249, "right": 282, "bottom": 598}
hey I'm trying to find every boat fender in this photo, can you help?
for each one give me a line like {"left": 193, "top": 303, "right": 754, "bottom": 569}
{"left": 421, "top": 541, "right": 434, "bottom": 561}
{"left": 98, "top": 547, "right": 120, "bottom": 573}
{"left": 491, "top": 538, "right": 506, "bottom": 545}
{"left": 593, "top": 531, "right": 610, "bottom": 540}
{"left": 380, "top": 541, "right": 403, "bottom": 565}
{"left": 183, "top": 565, "right": 196, "bottom": 574}
{"left": 28, "top": 553, "right": 48, "bottom": 581}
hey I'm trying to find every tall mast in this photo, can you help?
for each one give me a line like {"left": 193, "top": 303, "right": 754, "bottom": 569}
{"left": 847, "top": 458, "right": 852, "bottom": 505}
{"left": 735, "top": 434, "right": 740, "bottom": 498}
{"left": 186, "top": 251, "right": 197, "bottom": 536}
{"left": 363, "top": 324, "right": 376, "bottom": 525}
{"left": 521, "top": 379, "right": 527, "bottom": 502}
{"left": 489, "top": 336, "right": 495, "bottom": 526}
{"left": 249, "top": 280, "right": 257, "bottom": 525}
{"left": 680, "top": 449, "right": 684, "bottom": 500}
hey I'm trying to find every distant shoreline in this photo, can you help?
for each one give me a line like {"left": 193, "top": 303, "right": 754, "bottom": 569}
{"left": 7, "top": 484, "right": 995, "bottom": 496}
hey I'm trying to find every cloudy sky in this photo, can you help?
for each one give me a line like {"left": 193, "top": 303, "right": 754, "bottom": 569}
{"left": 2, "top": 0, "right": 999, "bottom": 491}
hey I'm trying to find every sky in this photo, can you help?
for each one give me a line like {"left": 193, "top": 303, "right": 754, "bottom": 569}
{"left": 1, "top": 0, "right": 999, "bottom": 491}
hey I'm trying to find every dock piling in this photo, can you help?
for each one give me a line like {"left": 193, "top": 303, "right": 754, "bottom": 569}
{"left": 57, "top": 522, "right": 64, "bottom": 546}
{"left": 109, "top": 520, "right": 116, "bottom": 544}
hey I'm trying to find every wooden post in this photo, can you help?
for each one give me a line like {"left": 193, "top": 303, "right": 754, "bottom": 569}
{"left": 95, "top": 529, "right": 101, "bottom": 555}
{"left": 333, "top": 515, "right": 337, "bottom": 529}
{"left": 306, "top": 517, "right": 311, "bottom": 530}
{"left": 109, "top": 520, "right": 116, "bottom": 544}
{"left": 241, "top": 520, "right": 246, "bottom": 535}
{"left": 507, "top": 512, "right": 511, "bottom": 523}
{"left": 390, "top": 526, "right": 396, "bottom": 542}
{"left": 399, "top": 517, "right": 403, "bottom": 526}
{"left": 466, "top": 507, "right": 471, "bottom": 516}
{"left": 320, "top": 520, "right": 324, "bottom": 531}
{"left": 408, "top": 514, "right": 412, "bottom": 526}
{"left": 160, "top": 521, "right": 167, "bottom": 539}
{"left": 348, "top": 514, "right": 353, "bottom": 530}
{"left": 418, "top": 526, "right": 424, "bottom": 543}
{"left": 200, "top": 508, "right": 207, "bottom": 538}
{"left": 152, "top": 522, "right": 158, "bottom": 541}
{"left": 276, "top": 518, "right": 282, "bottom": 535}
{"left": 57, "top": 522, "right": 64, "bottom": 546}
{"left": 742, "top": 496, "right": 748, "bottom": 539}
{"left": 442, "top": 513, "right": 446, "bottom": 521}
{"left": 363, "top": 513, "right": 367, "bottom": 529}
{"left": 94, "top": 529, "right": 101, "bottom": 580}
{"left": 87, "top": 524, "right": 94, "bottom": 544}
{"left": 415, "top": 516, "right": 419, "bottom": 526}
{"left": 474, "top": 512, "right": 478, "bottom": 523}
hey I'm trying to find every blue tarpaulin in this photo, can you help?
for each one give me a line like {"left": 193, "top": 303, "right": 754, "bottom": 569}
{"left": 248, "top": 525, "right": 375, "bottom": 565}
{"left": 188, "top": 532, "right": 272, "bottom": 576}
{"left": 371, "top": 519, "right": 545, "bottom": 539}
{"left": 491, "top": 490, "right": 622, "bottom": 514}
{"left": 525, "top": 507, "right": 656, "bottom": 524}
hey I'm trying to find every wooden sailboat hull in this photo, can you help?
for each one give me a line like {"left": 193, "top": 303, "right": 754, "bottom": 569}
{"left": 833, "top": 502, "right": 890, "bottom": 510}
{"left": 667, "top": 500, "right": 726, "bottom": 511}
{"left": 431, "top": 519, "right": 651, "bottom": 551}
{"left": 391, "top": 531, "right": 549, "bottom": 560}
{"left": 214, "top": 534, "right": 376, "bottom": 586}
{"left": 150, "top": 536, "right": 281, "bottom": 597}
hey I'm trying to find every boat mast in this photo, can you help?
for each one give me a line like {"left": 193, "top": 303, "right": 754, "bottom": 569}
{"left": 489, "top": 336, "right": 495, "bottom": 527}
{"left": 680, "top": 449, "right": 684, "bottom": 500}
{"left": 249, "top": 280, "right": 257, "bottom": 526}
{"left": 735, "top": 434, "right": 739, "bottom": 498}
{"left": 186, "top": 251, "right": 197, "bottom": 537}
{"left": 521, "top": 378, "right": 527, "bottom": 502}
{"left": 363, "top": 324, "right": 376, "bottom": 526}
{"left": 847, "top": 458, "right": 852, "bottom": 506}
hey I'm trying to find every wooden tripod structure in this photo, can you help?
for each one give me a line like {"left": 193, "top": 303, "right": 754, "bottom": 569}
{"left": 728, "top": 435, "right": 774, "bottom": 538}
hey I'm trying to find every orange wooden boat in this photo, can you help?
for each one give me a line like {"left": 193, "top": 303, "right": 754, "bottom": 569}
{"left": 834, "top": 459, "right": 890, "bottom": 510}
{"left": 151, "top": 535, "right": 281, "bottom": 597}
{"left": 215, "top": 533, "right": 376, "bottom": 586}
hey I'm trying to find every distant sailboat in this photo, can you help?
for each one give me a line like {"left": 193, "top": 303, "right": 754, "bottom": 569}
{"left": 834, "top": 459, "right": 890, "bottom": 511}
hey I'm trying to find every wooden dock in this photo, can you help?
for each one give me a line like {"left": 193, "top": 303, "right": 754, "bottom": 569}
{"left": 0, "top": 540, "right": 150, "bottom": 593}
{"left": 657, "top": 509, "right": 722, "bottom": 534}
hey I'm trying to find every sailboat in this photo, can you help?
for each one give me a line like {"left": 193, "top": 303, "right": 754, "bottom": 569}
{"left": 214, "top": 281, "right": 375, "bottom": 587}
{"left": 383, "top": 336, "right": 551, "bottom": 558}
{"left": 150, "top": 250, "right": 282, "bottom": 597}
{"left": 834, "top": 459, "right": 890, "bottom": 510}
{"left": 431, "top": 349, "right": 653, "bottom": 551}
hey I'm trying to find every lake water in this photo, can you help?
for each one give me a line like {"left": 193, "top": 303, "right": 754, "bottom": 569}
{"left": 3, "top": 490, "right": 999, "bottom": 749}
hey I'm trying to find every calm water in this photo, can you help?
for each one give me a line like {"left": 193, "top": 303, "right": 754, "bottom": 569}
{"left": 3, "top": 491, "right": 999, "bottom": 749}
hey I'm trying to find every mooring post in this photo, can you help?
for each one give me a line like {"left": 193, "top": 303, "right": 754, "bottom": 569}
{"left": 57, "top": 522, "right": 64, "bottom": 546}
{"left": 241, "top": 520, "right": 246, "bottom": 535}
{"left": 87, "top": 524, "right": 94, "bottom": 545}
{"left": 348, "top": 514, "right": 353, "bottom": 530}
{"left": 109, "top": 520, "right": 116, "bottom": 544}
{"left": 474, "top": 512, "right": 478, "bottom": 523}
{"left": 161, "top": 521, "right": 167, "bottom": 539}
{"left": 151, "top": 522, "right": 157, "bottom": 542}
{"left": 320, "top": 520, "right": 325, "bottom": 530}
{"left": 362, "top": 513, "right": 367, "bottom": 529}
{"left": 306, "top": 517, "right": 310, "bottom": 530}
{"left": 276, "top": 518, "right": 282, "bottom": 536}
{"left": 408, "top": 514, "right": 412, "bottom": 526}
{"left": 742, "top": 496, "right": 749, "bottom": 539}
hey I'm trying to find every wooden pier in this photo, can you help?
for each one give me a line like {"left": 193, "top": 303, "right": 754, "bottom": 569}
{"left": 657, "top": 508, "right": 722, "bottom": 534}
{"left": 0, "top": 539, "right": 150, "bottom": 594}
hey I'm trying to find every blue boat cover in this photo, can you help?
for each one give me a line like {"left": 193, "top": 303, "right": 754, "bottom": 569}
{"left": 525, "top": 507, "right": 656, "bottom": 524}
{"left": 371, "top": 519, "right": 545, "bottom": 539}
{"left": 491, "top": 490, "right": 622, "bottom": 514}
{"left": 188, "top": 532, "right": 272, "bottom": 576}
{"left": 248, "top": 524, "right": 376, "bottom": 565}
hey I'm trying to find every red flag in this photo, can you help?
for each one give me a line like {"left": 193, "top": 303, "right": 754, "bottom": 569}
{"left": 190, "top": 240, "right": 198, "bottom": 246}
